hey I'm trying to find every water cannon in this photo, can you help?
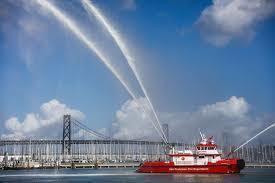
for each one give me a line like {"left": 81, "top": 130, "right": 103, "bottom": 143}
{"left": 199, "top": 129, "right": 204, "bottom": 139}
{"left": 208, "top": 136, "right": 214, "bottom": 144}
{"left": 225, "top": 150, "right": 234, "bottom": 158}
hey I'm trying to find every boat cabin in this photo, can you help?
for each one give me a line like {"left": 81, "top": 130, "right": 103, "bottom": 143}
{"left": 168, "top": 133, "right": 222, "bottom": 165}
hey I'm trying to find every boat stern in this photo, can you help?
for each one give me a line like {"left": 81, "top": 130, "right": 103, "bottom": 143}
{"left": 237, "top": 159, "right": 245, "bottom": 170}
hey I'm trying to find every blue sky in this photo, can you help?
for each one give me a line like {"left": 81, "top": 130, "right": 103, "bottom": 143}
{"left": 0, "top": 0, "right": 274, "bottom": 141}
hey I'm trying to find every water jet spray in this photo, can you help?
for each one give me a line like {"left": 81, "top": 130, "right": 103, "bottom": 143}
{"left": 227, "top": 122, "right": 275, "bottom": 157}
{"left": 81, "top": 0, "right": 168, "bottom": 143}
{"left": 32, "top": 0, "right": 168, "bottom": 143}
{"left": 34, "top": 0, "right": 134, "bottom": 98}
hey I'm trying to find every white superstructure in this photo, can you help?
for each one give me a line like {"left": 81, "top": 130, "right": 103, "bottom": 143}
{"left": 168, "top": 133, "right": 222, "bottom": 166}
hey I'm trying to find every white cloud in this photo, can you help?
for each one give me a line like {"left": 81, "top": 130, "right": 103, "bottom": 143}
{"left": 3, "top": 97, "right": 273, "bottom": 144}
{"left": 196, "top": 0, "right": 275, "bottom": 46}
{"left": 112, "top": 96, "right": 269, "bottom": 144}
{"left": 112, "top": 97, "right": 158, "bottom": 140}
{"left": 72, "top": 129, "right": 87, "bottom": 140}
{"left": 200, "top": 96, "right": 249, "bottom": 118}
{"left": 2, "top": 99, "right": 85, "bottom": 139}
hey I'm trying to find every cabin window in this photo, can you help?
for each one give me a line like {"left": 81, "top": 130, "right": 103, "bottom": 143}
{"left": 213, "top": 156, "right": 215, "bottom": 159}
{"left": 197, "top": 147, "right": 200, "bottom": 150}
{"left": 199, "top": 156, "right": 205, "bottom": 158}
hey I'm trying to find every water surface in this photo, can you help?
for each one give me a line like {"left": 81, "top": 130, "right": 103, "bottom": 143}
{"left": 0, "top": 167, "right": 274, "bottom": 182}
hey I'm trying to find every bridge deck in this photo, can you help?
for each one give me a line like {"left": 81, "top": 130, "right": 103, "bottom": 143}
{"left": 0, "top": 140, "right": 185, "bottom": 146}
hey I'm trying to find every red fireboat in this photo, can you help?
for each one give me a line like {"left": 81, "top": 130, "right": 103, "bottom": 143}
{"left": 137, "top": 132, "right": 245, "bottom": 174}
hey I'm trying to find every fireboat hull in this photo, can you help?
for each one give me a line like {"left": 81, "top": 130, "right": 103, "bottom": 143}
{"left": 137, "top": 159, "right": 245, "bottom": 174}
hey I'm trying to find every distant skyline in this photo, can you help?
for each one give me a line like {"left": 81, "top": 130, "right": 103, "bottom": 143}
{"left": 0, "top": 0, "right": 274, "bottom": 142}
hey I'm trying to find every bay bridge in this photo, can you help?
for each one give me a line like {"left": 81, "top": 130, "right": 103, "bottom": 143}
{"left": 0, "top": 115, "right": 186, "bottom": 164}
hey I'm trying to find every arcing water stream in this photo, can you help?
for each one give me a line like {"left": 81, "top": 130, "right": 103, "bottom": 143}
{"left": 233, "top": 123, "right": 275, "bottom": 153}
{"left": 33, "top": 0, "right": 167, "bottom": 143}
{"left": 34, "top": 0, "right": 135, "bottom": 98}
{"left": 31, "top": 0, "right": 274, "bottom": 148}
{"left": 81, "top": 0, "right": 168, "bottom": 143}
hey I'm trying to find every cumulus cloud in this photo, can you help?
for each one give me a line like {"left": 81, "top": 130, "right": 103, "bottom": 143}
{"left": 2, "top": 99, "right": 85, "bottom": 139}
{"left": 164, "top": 96, "right": 257, "bottom": 142}
{"left": 196, "top": 0, "right": 275, "bottom": 46}
{"left": 112, "top": 97, "right": 157, "bottom": 140}
{"left": 112, "top": 96, "right": 271, "bottom": 144}
{"left": 200, "top": 96, "right": 249, "bottom": 118}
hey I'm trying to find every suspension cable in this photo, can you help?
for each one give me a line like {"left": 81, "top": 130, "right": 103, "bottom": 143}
{"left": 71, "top": 117, "right": 110, "bottom": 139}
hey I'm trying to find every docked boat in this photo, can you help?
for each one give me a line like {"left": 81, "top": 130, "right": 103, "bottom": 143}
{"left": 137, "top": 132, "right": 245, "bottom": 174}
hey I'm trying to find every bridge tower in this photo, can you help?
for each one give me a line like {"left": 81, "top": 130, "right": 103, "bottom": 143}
{"left": 62, "top": 114, "right": 71, "bottom": 157}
